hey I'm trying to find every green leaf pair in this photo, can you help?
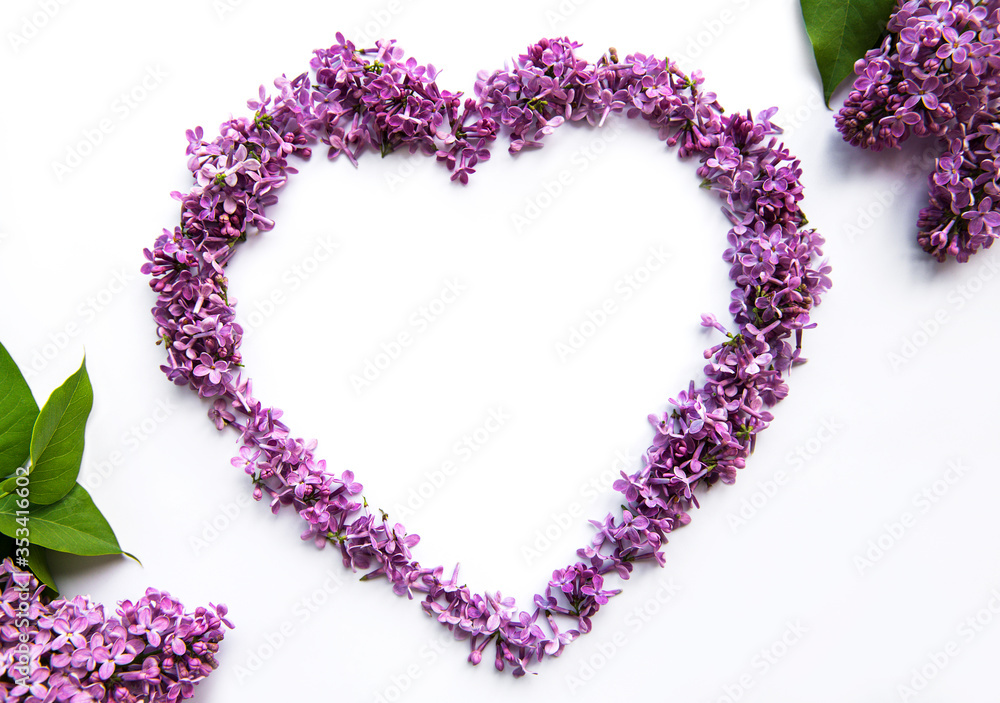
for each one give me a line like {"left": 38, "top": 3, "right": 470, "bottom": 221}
{"left": 1, "top": 345, "right": 92, "bottom": 503}
{"left": 0, "top": 341, "right": 133, "bottom": 591}
{"left": 799, "top": 0, "right": 897, "bottom": 105}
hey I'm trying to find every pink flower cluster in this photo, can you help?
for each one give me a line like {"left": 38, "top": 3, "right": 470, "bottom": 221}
{"left": 1, "top": 559, "right": 231, "bottom": 702}
{"left": 143, "top": 37, "right": 829, "bottom": 675}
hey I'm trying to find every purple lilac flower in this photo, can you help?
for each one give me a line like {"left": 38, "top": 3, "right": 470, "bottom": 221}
{"left": 836, "top": 0, "right": 1000, "bottom": 261}
{"left": 0, "top": 558, "right": 231, "bottom": 702}
{"left": 142, "top": 36, "right": 830, "bottom": 676}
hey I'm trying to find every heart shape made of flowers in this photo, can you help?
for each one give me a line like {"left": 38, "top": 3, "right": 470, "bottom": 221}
{"left": 142, "top": 35, "right": 831, "bottom": 677}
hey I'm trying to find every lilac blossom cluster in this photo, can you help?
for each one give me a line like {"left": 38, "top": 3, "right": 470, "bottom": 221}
{"left": 142, "top": 36, "right": 829, "bottom": 676}
{"left": 312, "top": 34, "right": 498, "bottom": 183}
{"left": 836, "top": 0, "right": 1000, "bottom": 261}
{"left": 0, "top": 558, "right": 231, "bottom": 702}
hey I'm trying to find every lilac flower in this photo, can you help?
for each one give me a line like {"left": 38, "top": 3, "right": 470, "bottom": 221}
{"left": 192, "top": 354, "right": 226, "bottom": 384}
{"left": 700, "top": 313, "right": 728, "bottom": 333}
{"left": 836, "top": 0, "right": 1000, "bottom": 261}
{"left": 901, "top": 77, "right": 941, "bottom": 111}
{"left": 209, "top": 398, "right": 235, "bottom": 429}
{"left": 0, "top": 559, "right": 231, "bottom": 702}
{"left": 934, "top": 153, "right": 964, "bottom": 186}
{"left": 143, "top": 35, "right": 829, "bottom": 677}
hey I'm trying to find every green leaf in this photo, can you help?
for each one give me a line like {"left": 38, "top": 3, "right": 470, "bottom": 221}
{"left": 800, "top": 0, "right": 897, "bottom": 105}
{"left": 27, "top": 545, "right": 57, "bottom": 592}
{"left": 26, "top": 357, "right": 93, "bottom": 505}
{"left": 0, "top": 341, "right": 39, "bottom": 477}
{"left": 0, "top": 483, "right": 131, "bottom": 558}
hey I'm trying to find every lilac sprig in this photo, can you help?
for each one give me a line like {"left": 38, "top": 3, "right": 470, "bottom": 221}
{"left": 142, "top": 37, "right": 830, "bottom": 676}
{"left": 310, "top": 33, "right": 498, "bottom": 183}
{"left": 835, "top": 0, "right": 1000, "bottom": 261}
{"left": 0, "top": 558, "right": 231, "bottom": 703}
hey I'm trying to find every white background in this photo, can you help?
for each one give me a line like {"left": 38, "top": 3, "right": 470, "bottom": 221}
{"left": 2, "top": 0, "right": 1000, "bottom": 701}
